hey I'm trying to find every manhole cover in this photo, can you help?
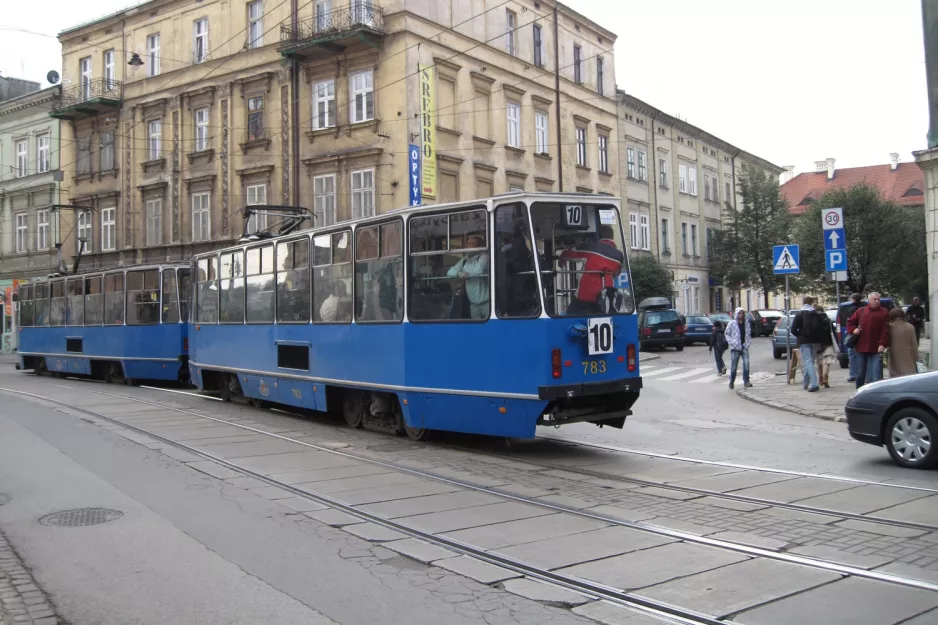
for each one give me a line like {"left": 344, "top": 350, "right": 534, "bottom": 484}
{"left": 39, "top": 508, "right": 123, "bottom": 527}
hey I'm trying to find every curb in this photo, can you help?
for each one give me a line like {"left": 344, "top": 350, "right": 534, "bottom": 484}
{"left": 735, "top": 388, "right": 847, "bottom": 423}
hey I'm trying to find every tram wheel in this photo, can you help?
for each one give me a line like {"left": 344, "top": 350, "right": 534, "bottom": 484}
{"left": 219, "top": 374, "right": 240, "bottom": 402}
{"left": 343, "top": 392, "right": 365, "bottom": 429}
{"left": 403, "top": 422, "right": 430, "bottom": 442}
{"left": 35, "top": 359, "right": 48, "bottom": 376}
{"left": 125, "top": 378, "right": 139, "bottom": 387}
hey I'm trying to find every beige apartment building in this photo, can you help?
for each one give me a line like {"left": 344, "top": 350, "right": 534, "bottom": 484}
{"left": 617, "top": 92, "right": 783, "bottom": 315}
{"left": 51, "top": 0, "right": 618, "bottom": 268}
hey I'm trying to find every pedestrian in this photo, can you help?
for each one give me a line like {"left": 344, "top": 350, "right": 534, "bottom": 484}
{"left": 887, "top": 307, "right": 920, "bottom": 377}
{"left": 906, "top": 296, "right": 926, "bottom": 346}
{"left": 724, "top": 307, "right": 752, "bottom": 390}
{"left": 815, "top": 304, "right": 837, "bottom": 388}
{"left": 841, "top": 293, "right": 863, "bottom": 382}
{"left": 790, "top": 296, "right": 823, "bottom": 392}
{"left": 710, "top": 321, "right": 728, "bottom": 376}
{"left": 846, "top": 292, "right": 890, "bottom": 389}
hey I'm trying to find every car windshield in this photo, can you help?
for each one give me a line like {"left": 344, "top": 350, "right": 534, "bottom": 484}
{"left": 646, "top": 310, "right": 680, "bottom": 324}
{"left": 758, "top": 310, "right": 782, "bottom": 318}
{"left": 710, "top": 314, "right": 731, "bottom": 322}
{"left": 776, "top": 316, "right": 793, "bottom": 329}
{"left": 688, "top": 316, "right": 711, "bottom": 324}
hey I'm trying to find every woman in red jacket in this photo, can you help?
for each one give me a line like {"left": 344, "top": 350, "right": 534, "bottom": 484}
{"left": 846, "top": 292, "right": 890, "bottom": 389}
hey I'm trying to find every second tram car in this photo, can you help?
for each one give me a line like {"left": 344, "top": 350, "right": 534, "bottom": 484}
{"left": 187, "top": 193, "right": 643, "bottom": 439}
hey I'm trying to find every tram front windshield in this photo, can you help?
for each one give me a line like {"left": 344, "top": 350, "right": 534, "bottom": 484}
{"left": 527, "top": 202, "right": 634, "bottom": 317}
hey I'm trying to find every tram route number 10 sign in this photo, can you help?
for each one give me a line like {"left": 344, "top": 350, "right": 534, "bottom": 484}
{"left": 588, "top": 317, "right": 614, "bottom": 355}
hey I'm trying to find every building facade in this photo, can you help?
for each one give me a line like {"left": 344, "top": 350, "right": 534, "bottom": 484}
{"left": 617, "top": 92, "right": 783, "bottom": 315}
{"left": 52, "top": 0, "right": 619, "bottom": 270}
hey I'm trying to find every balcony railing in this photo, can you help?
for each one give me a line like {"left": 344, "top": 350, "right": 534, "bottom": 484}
{"left": 280, "top": 4, "right": 384, "bottom": 53}
{"left": 51, "top": 78, "right": 122, "bottom": 120}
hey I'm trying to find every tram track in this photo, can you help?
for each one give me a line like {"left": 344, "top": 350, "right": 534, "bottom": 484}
{"left": 3, "top": 382, "right": 938, "bottom": 604}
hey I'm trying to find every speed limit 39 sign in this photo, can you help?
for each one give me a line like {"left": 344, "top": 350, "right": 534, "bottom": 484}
{"left": 822, "top": 207, "right": 843, "bottom": 230}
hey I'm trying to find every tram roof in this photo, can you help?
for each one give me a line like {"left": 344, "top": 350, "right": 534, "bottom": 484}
{"left": 20, "top": 262, "right": 190, "bottom": 284}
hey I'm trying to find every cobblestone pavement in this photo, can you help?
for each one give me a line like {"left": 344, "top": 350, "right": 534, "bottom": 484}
{"left": 0, "top": 527, "right": 61, "bottom": 625}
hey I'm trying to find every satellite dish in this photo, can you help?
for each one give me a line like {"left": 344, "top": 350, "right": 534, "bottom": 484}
{"left": 46, "top": 70, "right": 60, "bottom": 84}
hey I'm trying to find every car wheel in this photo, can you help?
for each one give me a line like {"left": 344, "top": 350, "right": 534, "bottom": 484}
{"left": 773, "top": 349, "right": 782, "bottom": 359}
{"left": 885, "top": 408, "right": 938, "bottom": 469}
{"left": 676, "top": 344, "right": 684, "bottom": 352}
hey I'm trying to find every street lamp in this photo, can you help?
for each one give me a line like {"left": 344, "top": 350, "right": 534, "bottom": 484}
{"left": 128, "top": 53, "right": 144, "bottom": 71}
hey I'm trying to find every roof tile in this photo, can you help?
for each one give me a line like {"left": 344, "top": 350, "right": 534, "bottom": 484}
{"left": 781, "top": 163, "right": 924, "bottom": 214}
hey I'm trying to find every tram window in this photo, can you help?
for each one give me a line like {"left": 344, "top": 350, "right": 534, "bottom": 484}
{"left": 104, "top": 273, "right": 125, "bottom": 325}
{"left": 49, "top": 281, "right": 66, "bottom": 326}
{"left": 313, "top": 231, "right": 352, "bottom": 323}
{"left": 84, "top": 276, "right": 104, "bottom": 325}
{"left": 34, "top": 283, "right": 49, "bottom": 327}
{"left": 196, "top": 257, "right": 218, "bottom": 324}
{"left": 408, "top": 208, "right": 489, "bottom": 321}
{"left": 355, "top": 221, "right": 403, "bottom": 322}
{"left": 246, "top": 244, "right": 275, "bottom": 323}
{"left": 161, "top": 269, "right": 179, "bottom": 323}
{"left": 66, "top": 278, "right": 85, "bottom": 326}
{"left": 494, "top": 204, "right": 540, "bottom": 318}
{"left": 178, "top": 268, "right": 191, "bottom": 322}
{"left": 18, "top": 285, "right": 33, "bottom": 327}
{"left": 126, "top": 270, "right": 160, "bottom": 325}
{"left": 219, "top": 252, "right": 245, "bottom": 324}
{"left": 530, "top": 203, "right": 635, "bottom": 317}
{"left": 277, "top": 238, "right": 310, "bottom": 323}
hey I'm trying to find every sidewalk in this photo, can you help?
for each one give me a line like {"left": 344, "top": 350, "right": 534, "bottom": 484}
{"left": 738, "top": 337, "right": 931, "bottom": 422}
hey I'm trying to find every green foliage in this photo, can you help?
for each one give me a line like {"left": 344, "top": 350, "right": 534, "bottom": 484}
{"left": 790, "top": 184, "right": 926, "bottom": 299}
{"left": 630, "top": 253, "right": 673, "bottom": 301}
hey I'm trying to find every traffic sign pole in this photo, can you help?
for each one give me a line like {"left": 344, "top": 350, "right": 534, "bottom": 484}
{"left": 786, "top": 275, "right": 791, "bottom": 381}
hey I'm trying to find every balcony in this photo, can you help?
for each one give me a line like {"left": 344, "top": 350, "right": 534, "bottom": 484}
{"left": 51, "top": 78, "right": 122, "bottom": 121}
{"left": 279, "top": 4, "right": 384, "bottom": 59}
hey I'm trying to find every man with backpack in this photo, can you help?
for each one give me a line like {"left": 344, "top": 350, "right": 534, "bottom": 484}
{"left": 791, "top": 296, "right": 825, "bottom": 392}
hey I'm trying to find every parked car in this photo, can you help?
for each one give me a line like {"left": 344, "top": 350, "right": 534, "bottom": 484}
{"left": 710, "top": 312, "right": 760, "bottom": 340}
{"left": 709, "top": 313, "right": 733, "bottom": 326}
{"left": 845, "top": 372, "right": 938, "bottom": 469}
{"left": 751, "top": 309, "right": 784, "bottom": 336}
{"left": 771, "top": 314, "right": 797, "bottom": 359}
{"left": 638, "top": 298, "right": 685, "bottom": 351}
{"left": 684, "top": 315, "right": 715, "bottom": 346}
{"left": 836, "top": 298, "right": 896, "bottom": 368}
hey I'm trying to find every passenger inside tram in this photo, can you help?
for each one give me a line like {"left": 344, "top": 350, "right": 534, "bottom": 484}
{"left": 446, "top": 234, "right": 490, "bottom": 320}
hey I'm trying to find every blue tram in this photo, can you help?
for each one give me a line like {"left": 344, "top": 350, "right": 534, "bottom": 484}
{"left": 16, "top": 263, "right": 191, "bottom": 383}
{"left": 188, "top": 193, "right": 643, "bottom": 439}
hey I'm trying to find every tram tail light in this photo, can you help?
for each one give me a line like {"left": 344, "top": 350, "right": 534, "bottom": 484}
{"left": 627, "top": 344, "right": 637, "bottom": 372}
{"left": 551, "top": 348, "right": 562, "bottom": 379}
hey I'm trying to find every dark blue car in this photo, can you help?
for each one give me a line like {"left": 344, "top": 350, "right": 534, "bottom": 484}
{"left": 684, "top": 314, "right": 714, "bottom": 346}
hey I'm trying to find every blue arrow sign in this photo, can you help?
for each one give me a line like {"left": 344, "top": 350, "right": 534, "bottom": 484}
{"left": 773, "top": 245, "right": 800, "bottom": 275}
{"left": 825, "top": 249, "right": 848, "bottom": 272}
{"left": 824, "top": 228, "right": 845, "bottom": 251}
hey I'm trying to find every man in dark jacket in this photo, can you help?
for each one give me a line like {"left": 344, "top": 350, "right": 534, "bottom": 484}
{"left": 846, "top": 292, "right": 890, "bottom": 389}
{"left": 841, "top": 293, "right": 862, "bottom": 382}
{"left": 907, "top": 297, "right": 926, "bottom": 346}
{"left": 791, "top": 296, "right": 825, "bottom": 392}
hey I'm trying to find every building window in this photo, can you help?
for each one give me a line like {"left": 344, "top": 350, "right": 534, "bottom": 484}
{"left": 689, "top": 167, "right": 697, "bottom": 196}
{"left": 104, "top": 49, "right": 115, "bottom": 88}
{"left": 691, "top": 224, "right": 698, "bottom": 256}
{"left": 194, "top": 18, "right": 209, "bottom": 63}
{"left": 628, "top": 212, "right": 638, "bottom": 249}
{"left": 77, "top": 211, "right": 92, "bottom": 252}
{"left": 195, "top": 108, "right": 209, "bottom": 151}
{"left": 638, "top": 150, "right": 647, "bottom": 182}
{"left": 314, "top": 174, "right": 336, "bottom": 226}
{"left": 100, "top": 131, "right": 115, "bottom": 171}
{"left": 315, "top": 0, "right": 332, "bottom": 32}
{"left": 350, "top": 70, "right": 374, "bottom": 123}
{"left": 77, "top": 135, "right": 92, "bottom": 174}
{"left": 37, "top": 134, "right": 50, "bottom": 173}
{"left": 245, "top": 184, "right": 268, "bottom": 234}
{"left": 575, "top": 126, "right": 587, "bottom": 167}
{"left": 351, "top": 169, "right": 375, "bottom": 219}
{"left": 533, "top": 23, "right": 543, "bottom": 67}
{"left": 598, "top": 135, "right": 609, "bottom": 173}
{"left": 244, "top": 96, "right": 264, "bottom": 141}
{"left": 148, "top": 120, "right": 161, "bottom": 160}
{"left": 101, "top": 207, "right": 116, "bottom": 251}
{"left": 146, "top": 199, "right": 162, "bottom": 246}
{"left": 79, "top": 56, "right": 92, "bottom": 99}
{"left": 640, "top": 214, "right": 650, "bottom": 250}
{"left": 712, "top": 180, "right": 719, "bottom": 204}
{"left": 626, "top": 147, "right": 635, "bottom": 179}
{"left": 15, "top": 140, "right": 27, "bottom": 178}
{"left": 679, "top": 164, "right": 687, "bottom": 193}
{"left": 660, "top": 158, "right": 668, "bottom": 187}
{"left": 706, "top": 227, "right": 714, "bottom": 259}
{"left": 15, "top": 214, "right": 28, "bottom": 253}
{"left": 704, "top": 174, "right": 711, "bottom": 201}
{"left": 596, "top": 56, "right": 604, "bottom": 96}
{"left": 147, "top": 34, "right": 160, "bottom": 77}
{"left": 313, "top": 79, "right": 335, "bottom": 129}
{"left": 681, "top": 222, "right": 688, "bottom": 255}
{"left": 506, "top": 10, "right": 516, "bottom": 56}
{"left": 535, "top": 111, "right": 548, "bottom": 154}
{"left": 506, "top": 101, "right": 521, "bottom": 148}
{"left": 191, "top": 193, "right": 211, "bottom": 242}
{"left": 725, "top": 181, "right": 732, "bottom": 204}
{"left": 661, "top": 218, "right": 670, "bottom": 253}
{"left": 573, "top": 44, "right": 582, "bottom": 84}
{"left": 248, "top": 1, "right": 264, "bottom": 49}
{"left": 36, "top": 209, "right": 50, "bottom": 250}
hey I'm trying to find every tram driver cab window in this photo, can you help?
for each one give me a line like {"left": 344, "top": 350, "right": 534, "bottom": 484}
{"left": 18, "top": 285, "right": 33, "bottom": 327}
{"left": 494, "top": 203, "right": 540, "bottom": 318}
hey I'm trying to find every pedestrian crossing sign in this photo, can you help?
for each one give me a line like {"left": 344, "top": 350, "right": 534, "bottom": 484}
{"left": 772, "top": 245, "right": 800, "bottom": 275}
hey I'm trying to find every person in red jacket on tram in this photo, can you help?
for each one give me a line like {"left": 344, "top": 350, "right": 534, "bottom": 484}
{"left": 846, "top": 292, "right": 891, "bottom": 389}
{"left": 560, "top": 225, "right": 624, "bottom": 315}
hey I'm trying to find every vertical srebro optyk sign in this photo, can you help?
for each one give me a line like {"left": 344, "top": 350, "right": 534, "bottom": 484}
{"left": 408, "top": 144, "right": 422, "bottom": 206}
{"left": 419, "top": 64, "right": 437, "bottom": 199}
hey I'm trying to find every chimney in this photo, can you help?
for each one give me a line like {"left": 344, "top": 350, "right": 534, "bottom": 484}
{"left": 890, "top": 152, "right": 899, "bottom": 171}
{"left": 826, "top": 157, "right": 836, "bottom": 180}
{"left": 814, "top": 160, "right": 828, "bottom": 173}
{"left": 781, "top": 165, "right": 795, "bottom": 184}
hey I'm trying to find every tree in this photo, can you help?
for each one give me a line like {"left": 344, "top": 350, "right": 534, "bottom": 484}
{"left": 629, "top": 253, "right": 673, "bottom": 302}
{"left": 790, "top": 184, "right": 926, "bottom": 299}
{"left": 709, "top": 164, "right": 793, "bottom": 308}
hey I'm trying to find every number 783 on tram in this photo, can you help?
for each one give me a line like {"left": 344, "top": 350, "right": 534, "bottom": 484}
{"left": 187, "top": 194, "right": 642, "bottom": 440}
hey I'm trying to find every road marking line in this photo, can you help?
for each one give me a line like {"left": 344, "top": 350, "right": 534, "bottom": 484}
{"left": 657, "top": 367, "right": 712, "bottom": 381}
{"left": 691, "top": 373, "right": 724, "bottom": 384}
{"left": 639, "top": 367, "right": 681, "bottom": 378}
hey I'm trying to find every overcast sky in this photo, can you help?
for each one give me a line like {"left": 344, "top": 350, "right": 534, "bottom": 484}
{"left": 1, "top": 0, "right": 928, "bottom": 173}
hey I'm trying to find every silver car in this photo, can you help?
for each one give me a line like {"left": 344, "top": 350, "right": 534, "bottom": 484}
{"left": 771, "top": 314, "right": 797, "bottom": 359}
